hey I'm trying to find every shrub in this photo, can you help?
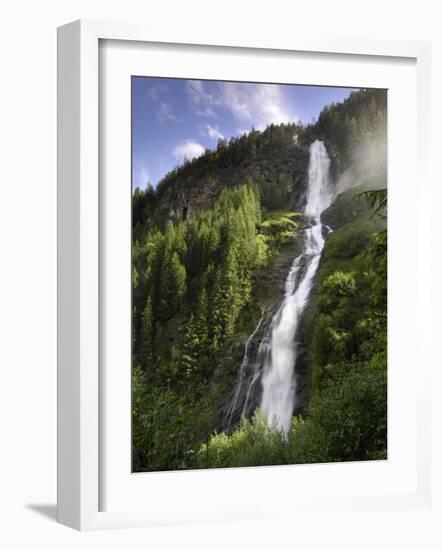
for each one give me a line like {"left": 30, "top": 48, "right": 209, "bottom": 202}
{"left": 195, "top": 410, "right": 289, "bottom": 469}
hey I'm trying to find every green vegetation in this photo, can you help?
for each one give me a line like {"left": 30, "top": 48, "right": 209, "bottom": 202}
{"left": 197, "top": 354, "right": 386, "bottom": 467}
{"left": 315, "top": 88, "right": 387, "bottom": 174}
{"left": 259, "top": 211, "right": 302, "bottom": 248}
{"left": 132, "top": 88, "right": 388, "bottom": 471}
{"left": 132, "top": 123, "right": 311, "bottom": 240}
{"left": 195, "top": 410, "right": 289, "bottom": 469}
{"left": 197, "top": 210, "right": 387, "bottom": 467}
{"left": 132, "top": 184, "right": 303, "bottom": 471}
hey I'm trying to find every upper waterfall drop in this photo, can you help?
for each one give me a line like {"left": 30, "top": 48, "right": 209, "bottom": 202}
{"left": 305, "top": 140, "right": 333, "bottom": 219}
{"left": 259, "top": 140, "right": 333, "bottom": 434}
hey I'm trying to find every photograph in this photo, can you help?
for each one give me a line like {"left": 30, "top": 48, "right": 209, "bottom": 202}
{"left": 131, "top": 77, "right": 388, "bottom": 473}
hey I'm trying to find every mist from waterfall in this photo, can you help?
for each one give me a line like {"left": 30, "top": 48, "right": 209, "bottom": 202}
{"left": 260, "top": 140, "right": 333, "bottom": 434}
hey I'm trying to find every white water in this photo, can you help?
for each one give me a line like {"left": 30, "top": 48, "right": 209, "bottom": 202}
{"left": 225, "top": 308, "right": 265, "bottom": 427}
{"left": 260, "top": 140, "right": 333, "bottom": 434}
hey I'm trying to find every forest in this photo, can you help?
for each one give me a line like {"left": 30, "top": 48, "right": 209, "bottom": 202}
{"left": 132, "top": 88, "right": 387, "bottom": 472}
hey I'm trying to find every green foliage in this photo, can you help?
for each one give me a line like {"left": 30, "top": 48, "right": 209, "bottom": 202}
{"left": 289, "top": 357, "right": 387, "bottom": 463}
{"left": 319, "top": 271, "right": 356, "bottom": 307}
{"left": 195, "top": 410, "right": 289, "bottom": 469}
{"left": 355, "top": 187, "right": 387, "bottom": 219}
{"left": 132, "top": 183, "right": 273, "bottom": 471}
{"left": 132, "top": 364, "right": 214, "bottom": 471}
{"left": 139, "top": 295, "right": 154, "bottom": 364}
{"left": 131, "top": 365, "right": 151, "bottom": 472}
{"left": 259, "top": 211, "right": 301, "bottom": 248}
{"left": 322, "top": 218, "right": 373, "bottom": 262}
{"left": 181, "top": 289, "right": 209, "bottom": 377}
{"left": 314, "top": 89, "right": 387, "bottom": 173}
{"left": 258, "top": 174, "right": 292, "bottom": 211}
{"left": 307, "top": 216, "right": 387, "bottom": 392}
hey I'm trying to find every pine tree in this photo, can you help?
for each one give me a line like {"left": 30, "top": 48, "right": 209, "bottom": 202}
{"left": 139, "top": 295, "right": 154, "bottom": 365}
{"left": 210, "top": 247, "right": 238, "bottom": 349}
{"left": 195, "top": 287, "right": 208, "bottom": 342}
{"left": 181, "top": 314, "right": 200, "bottom": 377}
{"left": 181, "top": 287, "right": 210, "bottom": 378}
{"left": 160, "top": 250, "right": 187, "bottom": 319}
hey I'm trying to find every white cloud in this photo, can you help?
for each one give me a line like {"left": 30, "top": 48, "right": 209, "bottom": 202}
{"left": 205, "top": 124, "right": 224, "bottom": 140}
{"left": 173, "top": 140, "right": 205, "bottom": 162}
{"left": 157, "top": 101, "right": 177, "bottom": 122}
{"left": 220, "top": 82, "right": 298, "bottom": 130}
{"left": 186, "top": 80, "right": 298, "bottom": 130}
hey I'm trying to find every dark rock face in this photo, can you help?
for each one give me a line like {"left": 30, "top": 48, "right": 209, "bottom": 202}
{"left": 157, "top": 141, "right": 310, "bottom": 222}
{"left": 167, "top": 176, "right": 221, "bottom": 220}
{"left": 322, "top": 186, "right": 369, "bottom": 229}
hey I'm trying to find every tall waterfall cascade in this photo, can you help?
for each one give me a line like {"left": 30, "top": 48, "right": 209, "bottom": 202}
{"left": 259, "top": 140, "right": 333, "bottom": 434}
{"left": 224, "top": 140, "right": 333, "bottom": 435}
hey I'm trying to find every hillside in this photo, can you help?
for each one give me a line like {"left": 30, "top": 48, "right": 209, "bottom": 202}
{"left": 133, "top": 122, "right": 311, "bottom": 238}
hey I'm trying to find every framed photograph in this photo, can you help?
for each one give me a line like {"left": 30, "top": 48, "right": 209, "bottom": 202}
{"left": 57, "top": 19, "right": 432, "bottom": 530}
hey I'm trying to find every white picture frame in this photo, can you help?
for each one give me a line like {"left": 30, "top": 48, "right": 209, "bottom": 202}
{"left": 57, "top": 19, "right": 433, "bottom": 531}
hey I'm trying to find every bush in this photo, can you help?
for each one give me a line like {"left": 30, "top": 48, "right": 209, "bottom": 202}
{"left": 323, "top": 221, "right": 372, "bottom": 261}
{"left": 195, "top": 410, "right": 289, "bottom": 469}
{"left": 290, "top": 358, "right": 387, "bottom": 463}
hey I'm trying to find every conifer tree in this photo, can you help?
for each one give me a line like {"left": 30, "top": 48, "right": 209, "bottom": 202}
{"left": 139, "top": 295, "right": 154, "bottom": 365}
{"left": 181, "top": 314, "right": 200, "bottom": 377}
{"left": 160, "top": 250, "right": 187, "bottom": 319}
{"left": 181, "top": 287, "right": 210, "bottom": 377}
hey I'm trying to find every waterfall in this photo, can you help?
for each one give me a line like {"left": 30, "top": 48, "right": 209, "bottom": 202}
{"left": 223, "top": 140, "right": 333, "bottom": 435}
{"left": 224, "top": 308, "right": 265, "bottom": 427}
{"left": 259, "top": 140, "right": 333, "bottom": 434}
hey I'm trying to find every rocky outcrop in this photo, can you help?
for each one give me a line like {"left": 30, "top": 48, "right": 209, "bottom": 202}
{"left": 322, "top": 186, "right": 369, "bottom": 229}
{"left": 156, "top": 137, "right": 311, "bottom": 222}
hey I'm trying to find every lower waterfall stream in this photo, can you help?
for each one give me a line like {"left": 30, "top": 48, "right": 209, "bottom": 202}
{"left": 225, "top": 139, "right": 334, "bottom": 435}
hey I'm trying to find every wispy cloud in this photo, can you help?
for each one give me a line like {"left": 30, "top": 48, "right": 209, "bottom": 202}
{"left": 173, "top": 140, "right": 205, "bottom": 162}
{"left": 158, "top": 101, "right": 177, "bottom": 122}
{"left": 148, "top": 83, "right": 168, "bottom": 101}
{"left": 186, "top": 81, "right": 217, "bottom": 117}
{"left": 135, "top": 162, "right": 150, "bottom": 190}
{"left": 148, "top": 83, "right": 178, "bottom": 122}
{"left": 186, "top": 80, "right": 298, "bottom": 130}
{"left": 205, "top": 124, "right": 224, "bottom": 140}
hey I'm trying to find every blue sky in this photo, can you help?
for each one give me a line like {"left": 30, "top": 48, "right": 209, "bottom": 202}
{"left": 132, "top": 77, "right": 359, "bottom": 190}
